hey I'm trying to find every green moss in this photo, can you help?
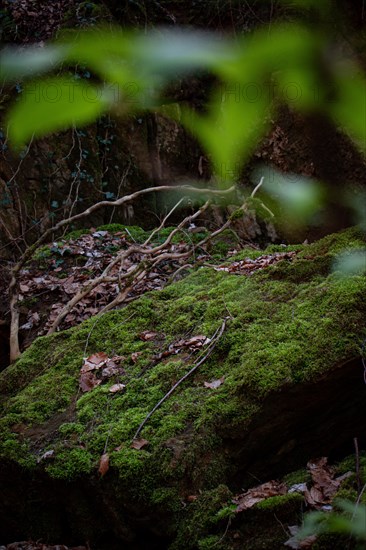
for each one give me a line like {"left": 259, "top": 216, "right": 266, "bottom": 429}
{"left": 32, "top": 245, "right": 52, "bottom": 260}
{"left": 45, "top": 448, "right": 93, "bottom": 480}
{"left": 58, "top": 422, "right": 85, "bottom": 436}
{"left": 0, "top": 227, "right": 365, "bottom": 545}
{"left": 336, "top": 453, "right": 366, "bottom": 479}
{"left": 254, "top": 492, "right": 303, "bottom": 511}
{"left": 172, "top": 485, "right": 232, "bottom": 550}
{"left": 63, "top": 228, "right": 90, "bottom": 240}
{"left": 197, "top": 535, "right": 224, "bottom": 549}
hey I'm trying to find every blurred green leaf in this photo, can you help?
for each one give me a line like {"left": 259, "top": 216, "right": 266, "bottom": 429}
{"left": 181, "top": 24, "right": 325, "bottom": 183}
{"left": 132, "top": 29, "right": 232, "bottom": 76}
{"left": 253, "top": 166, "right": 324, "bottom": 223}
{"left": 7, "top": 77, "right": 111, "bottom": 146}
{"left": 298, "top": 500, "right": 366, "bottom": 541}
{"left": 333, "top": 249, "right": 366, "bottom": 276}
{"left": 329, "top": 65, "right": 366, "bottom": 153}
{"left": 0, "top": 45, "right": 65, "bottom": 81}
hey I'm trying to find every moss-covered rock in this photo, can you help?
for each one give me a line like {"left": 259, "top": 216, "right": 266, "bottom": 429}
{"left": 0, "top": 227, "right": 365, "bottom": 548}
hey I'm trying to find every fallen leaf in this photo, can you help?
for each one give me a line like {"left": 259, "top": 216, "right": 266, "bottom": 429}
{"left": 81, "top": 352, "right": 109, "bottom": 373}
{"left": 233, "top": 480, "right": 287, "bottom": 512}
{"left": 131, "top": 438, "right": 149, "bottom": 450}
{"left": 37, "top": 449, "right": 55, "bottom": 463}
{"left": 19, "top": 283, "right": 30, "bottom": 292}
{"left": 304, "top": 457, "right": 340, "bottom": 506}
{"left": 79, "top": 371, "right": 102, "bottom": 392}
{"left": 109, "top": 383, "right": 126, "bottom": 393}
{"left": 86, "top": 351, "right": 109, "bottom": 365}
{"left": 185, "top": 335, "right": 211, "bottom": 347}
{"left": 102, "top": 365, "right": 126, "bottom": 379}
{"left": 131, "top": 352, "right": 143, "bottom": 363}
{"left": 204, "top": 377, "right": 225, "bottom": 389}
{"left": 98, "top": 453, "right": 109, "bottom": 477}
{"left": 139, "top": 330, "right": 159, "bottom": 341}
{"left": 284, "top": 525, "right": 317, "bottom": 548}
{"left": 110, "top": 355, "right": 126, "bottom": 364}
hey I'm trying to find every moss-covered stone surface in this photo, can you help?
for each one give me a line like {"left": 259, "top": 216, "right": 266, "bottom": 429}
{"left": 0, "top": 227, "right": 365, "bottom": 548}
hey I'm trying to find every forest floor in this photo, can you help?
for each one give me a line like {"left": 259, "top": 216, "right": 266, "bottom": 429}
{"left": 0, "top": 225, "right": 365, "bottom": 549}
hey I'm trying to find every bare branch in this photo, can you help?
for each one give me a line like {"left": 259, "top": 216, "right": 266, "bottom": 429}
{"left": 46, "top": 200, "right": 210, "bottom": 334}
{"left": 15, "top": 184, "right": 234, "bottom": 274}
{"left": 7, "top": 184, "right": 233, "bottom": 360}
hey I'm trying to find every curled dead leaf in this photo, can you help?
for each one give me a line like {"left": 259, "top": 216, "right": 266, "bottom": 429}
{"left": 233, "top": 480, "right": 287, "bottom": 512}
{"left": 87, "top": 351, "right": 109, "bottom": 364}
{"left": 204, "top": 377, "right": 224, "bottom": 389}
{"left": 79, "top": 371, "right": 102, "bottom": 393}
{"left": 284, "top": 525, "right": 317, "bottom": 548}
{"left": 37, "top": 449, "right": 55, "bottom": 463}
{"left": 109, "top": 383, "right": 126, "bottom": 393}
{"left": 139, "top": 330, "right": 159, "bottom": 341}
{"left": 81, "top": 351, "right": 109, "bottom": 373}
{"left": 98, "top": 453, "right": 110, "bottom": 477}
{"left": 185, "top": 335, "right": 211, "bottom": 348}
{"left": 131, "top": 438, "right": 149, "bottom": 450}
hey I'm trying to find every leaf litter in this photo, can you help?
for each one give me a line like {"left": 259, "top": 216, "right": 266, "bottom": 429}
{"left": 231, "top": 456, "right": 354, "bottom": 548}
{"left": 14, "top": 228, "right": 297, "bottom": 347}
{"left": 79, "top": 352, "right": 126, "bottom": 393}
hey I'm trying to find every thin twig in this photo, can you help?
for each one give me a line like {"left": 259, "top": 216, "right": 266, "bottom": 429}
{"left": 47, "top": 201, "right": 210, "bottom": 334}
{"left": 213, "top": 517, "right": 232, "bottom": 547}
{"left": 144, "top": 197, "right": 185, "bottom": 246}
{"left": 133, "top": 317, "right": 228, "bottom": 440}
{"left": 251, "top": 176, "right": 264, "bottom": 198}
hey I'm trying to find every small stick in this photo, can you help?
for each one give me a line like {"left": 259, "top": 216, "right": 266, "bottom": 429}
{"left": 133, "top": 317, "right": 228, "bottom": 440}
{"left": 251, "top": 176, "right": 264, "bottom": 198}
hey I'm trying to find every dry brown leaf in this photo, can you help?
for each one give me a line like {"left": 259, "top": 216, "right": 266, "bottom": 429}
{"left": 109, "top": 383, "right": 126, "bottom": 393}
{"left": 305, "top": 457, "right": 340, "bottom": 506}
{"left": 131, "top": 352, "right": 143, "bottom": 363}
{"left": 110, "top": 355, "right": 126, "bottom": 364}
{"left": 185, "top": 335, "right": 211, "bottom": 347}
{"left": 306, "top": 486, "right": 324, "bottom": 505}
{"left": 101, "top": 365, "right": 119, "bottom": 378}
{"left": 284, "top": 526, "right": 317, "bottom": 548}
{"left": 204, "top": 377, "right": 225, "bottom": 389}
{"left": 139, "top": 330, "right": 159, "bottom": 341}
{"left": 98, "top": 453, "right": 110, "bottom": 477}
{"left": 131, "top": 438, "right": 149, "bottom": 450}
{"left": 81, "top": 352, "right": 110, "bottom": 373}
{"left": 19, "top": 283, "right": 30, "bottom": 292}
{"left": 233, "top": 480, "right": 287, "bottom": 512}
{"left": 87, "top": 351, "right": 109, "bottom": 365}
{"left": 79, "top": 371, "right": 102, "bottom": 393}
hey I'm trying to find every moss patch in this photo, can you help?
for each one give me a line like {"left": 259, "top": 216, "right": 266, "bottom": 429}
{"left": 1, "top": 227, "right": 365, "bottom": 546}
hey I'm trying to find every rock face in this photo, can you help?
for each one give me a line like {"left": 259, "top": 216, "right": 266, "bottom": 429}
{"left": 0, "top": 227, "right": 365, "bottom": 548}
